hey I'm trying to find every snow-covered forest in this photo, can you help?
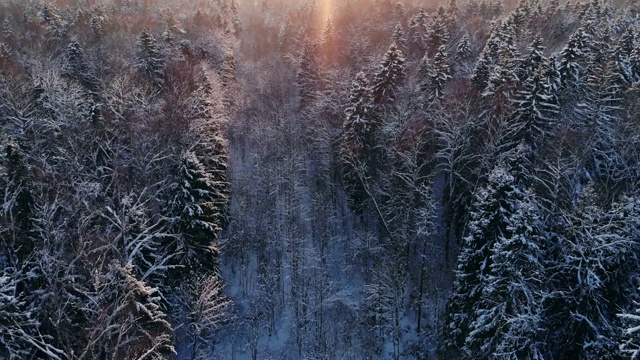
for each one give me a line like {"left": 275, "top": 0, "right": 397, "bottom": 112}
{"left": 0, "top": 0, "right": 639, "bottom": 358}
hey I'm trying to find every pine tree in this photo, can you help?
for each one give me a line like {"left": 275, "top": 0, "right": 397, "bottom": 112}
{"left": 483, "top": 25, "right": 519, "bottom": 110}
{"left": 447, "top": 0, "right": 460, "bottom": 19}
{"left": 522, "top": 36, "right": 545, "bottom": 80}
{"left": 542, "top": 54, "right": 561, "bottom": 94}
{"left": 2, "top": 18, "right": 12, "bottom": 40}
{"left": 3, "top": 142, "right": 33, "bottom": 262}
{"left": 576, "top": 57, "right": 626, "bottom": 190}
{"left": 392, "top": 24, "right": 406, "bottom": 52}
{"left": 393, "top": 2, "right": 406, "bottom": 21}
{"left": 463, "top": 175, "right": 546, "bottom": 359}
{"left": 343, "top": 72, "right": 376, "bottom": 150}
{"left": 136, "top": 31, "right": 165, "bottom": 89}
{"left": 465, "top": 0, "right": 481, "bottom": 18}
{"left": 560, "top": 30, "right": 586, "bottom": 87}
{"left": 430, "top": 45, "right": 452, "bottom": 100}
{"left": 504, "top": 66, "right": 559, "bottom": 176}
{"left": 321, "top": 17, "right": 335, "bottom": 47}
{"left": 342, "top": 72, "right": 376, "bottom": 211}
{"left": 447, "top": 166, "right": 537, "bottom": 352}
{"left": 427, "top": 6, "right": 450, "bottom": 54}
{"left": 165, "top": 151, "right": 225, "bottom": 275}
{"left": 631, "top": 46, "right": 640, "bottom": 82}
{"left": 456, "top": 33, "right": 472, "bottom": 61}
{"left": 297, "top": 41, "right": 319, "bottom": 107}
{"left": 62, "top": 40, "right": 97, "bottom": 90}
{"left": 615, "top": 25, "right": 636, "bottom": 84}
{"left": 372, "top": 43, "right": 405, "bottom": 105}
{"left": 472, "top": 51, "right": 491, "bottom": 90}
{"left": 39, "top": 4, "right": 63, "bottom": 36}
{"left": 89, "top": 15, "right": 104, "bottom": 40}
{"left": 408, "top": 8, "right": 429, "bottom": 54}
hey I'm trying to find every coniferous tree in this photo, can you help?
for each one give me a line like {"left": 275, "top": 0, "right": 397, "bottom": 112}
{"left": 472, "top": 51, "right": 491, "bottom": 90}
{"left": 165, "top": 151, "right": 224, "bottom": 276}
{"left": 392, "top": 24, "right": 406, "bottom": 52}
{"left": 560, "top": 30, "right": 586, "bottom": 87}
{"left": 136, "top": 31, "right": 166, "bottom": 89}
{"left": 447, "top": 166, "right": 539, "bottom": 353}
{"left": 522, "top": 36, "right": 545, "bottom": 80}
{"left": 342, "top": 72, "right": 376, "bottom": 211}
{"left": 503, "top": 66, "right": 559, "bottom": 178}
{"left": 427, "top": 6, "right": 450, "bottom": 54}
{"left": 456, "top": 33, "right": 472, "bottom": 61}
{"left": 576, "top": 57, "right": 627, "bottom": 192}
{"left": 430, "top": 45, "right": 452, "bottom": 101}
{"left": 62, "top": 40, "right": 97, "bottom": 90}
{"left": 464, "top": 178, "right": 546, "bottom": 359}
{"left": 372, "top": 43, "right": 405, "bottom": 105}
{"left": 408, "top": 8, "right": 429, "bottom": 55}
{"left": 297, "top": 41, "right": 319, "bottom": 107}
{"left": 3, "top": 143, "right": 33, "bottom": 262}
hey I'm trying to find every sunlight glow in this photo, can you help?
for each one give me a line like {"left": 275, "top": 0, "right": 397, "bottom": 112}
{"left": 319, "top": 0, "right": 335, "bottom": 29}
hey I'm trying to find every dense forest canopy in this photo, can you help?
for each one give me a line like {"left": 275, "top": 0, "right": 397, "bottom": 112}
{"left": 0, "top": 0, "right": 639, "bottom": 359}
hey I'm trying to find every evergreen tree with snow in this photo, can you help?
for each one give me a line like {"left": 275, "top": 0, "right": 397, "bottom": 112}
{"left": 136, "top": 31, "right": 165, "bottom": 89}
{"left": 427, "top": 6, "right": 450, "bottom": 54}
{"left": 446, "top": 166, "right": 542, "bottom": 354}
{"left": 297, "top": 41, "right": 319, "bottom": 107}
{"left": 165, "top": 151, "right": 225, "bottom": 276}
{"left": 62, "top": 40, "right": 97, "bottom": 90}
{"left": 408, "top": 8, "right": 429, "bottom": 55}
{"left": 615, "top": 25, "right": 637, "bottom": 84}
{"left": 560, "top": 30, "right": 586, "bottom": 87}
{"left": 522, "top": 35, "right": 545, "bottom": 80}
{"left": 342, "top": 72, "right": 376, "bottom": 212}
{"left": 576, "top": 56, "right": 627, "bottom": 193}
{"left": 456, "top": 33, "right": 472, "bottom": 61}
{"left": 464, "top": 176, "right": 546, "bottom": 359}
{"left": 2, "top": 143, "right": 34, "bottom": 262}
{"left": 430, "top": 45, "right": 452, "bottom": 101}
{"left": 392, "top": 24, "right": 406, "bottom": 52}
{"left": 502, "top": 66, "right": 559, "bottom": 180}
{"left": 372, "top": 42, "right": 405, "bottom": 105}
{"left": 472, "top": 51, "right": 491, "bottom": 90}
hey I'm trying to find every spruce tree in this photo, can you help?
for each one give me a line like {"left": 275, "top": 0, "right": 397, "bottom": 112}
{"left": 464, "top": 181, "right": 546, "bottom": 359}
{"left": 408, "top": 8, "right": 429, "bottom": 54}
{"left": 472, "top": 51, "right": 491, "bottom": 90}
{"left": 522, "top": 36, "right": 545, "bottom": 80}
{"left": 296, "top": 41, "right": 319, "bottom": 107}
{"left": 372, "top": 43, "right": 405, "bottom": 105}
{"left": 392, "top": 24, "right": 406, "bottom": 52}
{"left": 560, "top": 30, "right": 586, "bottom": 87}
{"left": 456, "top": 33, "right": 472, "bottom": 61}
{"left": 136, "top": 31, "right": 165, "bottom": 89}
{"left": 447, "top": 166, "right": 537, "bottom": 353}
{"left": 165, "top": 151, "right": 225, "bottom": 275}
{"left": 342, "top": 72, "right": 376, "bottom": 211}
{"left": 62, "top": 40, "right": 97, "bottom": 90}
{"left": 430, "top": 45, "right": 452, "bottom": 100}
{"left": 576, "top": 57, "right": 626, "bottom": 191}
{"left": 504, "top": 66, "right": 559, "bottom": 176}
{"left": 426, "top": 6, "right": 450, "bottom": 54}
